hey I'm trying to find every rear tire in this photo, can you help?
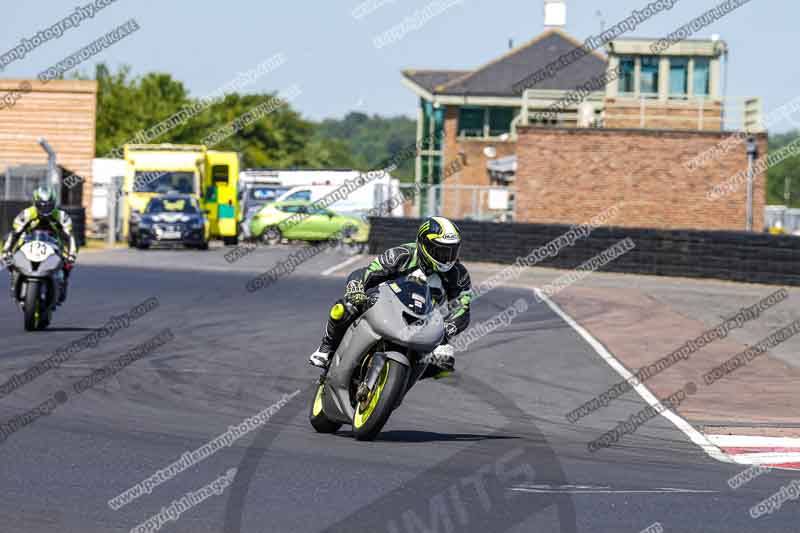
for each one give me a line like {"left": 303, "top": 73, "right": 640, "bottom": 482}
{"left": 309, "top": 382, "right": 343, "bottom": 433}
{"left": 352, "top": 359, "right": 407, "bottom": 441}
{"left": 223, "top": 236, "right": 238, "bottom": 246}
{"left": 23, "top": 280, "right": 40, "bottom": 332}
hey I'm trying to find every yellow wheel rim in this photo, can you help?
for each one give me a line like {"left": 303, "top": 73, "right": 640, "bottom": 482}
{"left": 312, "top": 383, "right": 324, "bottom": 417}
{"left": 353, "top": 362, "right": 389, "bottom": 429}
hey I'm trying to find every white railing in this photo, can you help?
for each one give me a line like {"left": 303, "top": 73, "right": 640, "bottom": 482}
{"left": 603, "top": 96, "right": 762, "bottom": 131}
{"left": 512, "top": 90, "right": 762, "bottom": 133}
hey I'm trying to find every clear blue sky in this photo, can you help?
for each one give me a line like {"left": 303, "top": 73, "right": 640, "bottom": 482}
{"left": 0, "top": 0, "right": 796, "bottom": 132}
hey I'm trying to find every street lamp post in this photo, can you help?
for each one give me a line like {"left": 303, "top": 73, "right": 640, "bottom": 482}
{"left": 746, "top": 136, "right": 758, "bottom": 231}
{"left": 38, "top": 138, "right": 60, "bottom": 200}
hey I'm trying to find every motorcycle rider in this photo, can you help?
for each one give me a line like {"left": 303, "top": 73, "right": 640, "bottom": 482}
{"left": 2, "top": 186, "right": 77, "bottom": 304}
{"left": 309, "top": 216, "right": 471, "bottom": 378}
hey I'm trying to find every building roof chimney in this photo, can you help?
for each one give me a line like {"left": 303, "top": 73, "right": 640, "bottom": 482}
{"left": 544, "top": 0, "right": 566, "bottom": 29}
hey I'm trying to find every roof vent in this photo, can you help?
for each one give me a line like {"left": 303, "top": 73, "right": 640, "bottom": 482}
{"left": 544, "top": 0, "right": 566, "bottom": 29}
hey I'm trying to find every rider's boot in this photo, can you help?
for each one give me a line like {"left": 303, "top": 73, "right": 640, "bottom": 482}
{"left": 8, "top": 271, "right": 17, "bottom": 301}
{"left": 58, "top": 270, "right": 69, "bottom": 305}
{"left": 309, "top": 336, "right": 336, "bottom": 369}
{"left": 58, "top": 279, "right": 68, "bottom": 305}
{"left": 420, "top": 344, "right": 456, "bottom": 380}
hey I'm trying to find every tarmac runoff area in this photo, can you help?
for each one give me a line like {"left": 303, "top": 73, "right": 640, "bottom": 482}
{"left": 1, "top": 246, "right": 798, "bottom": 532}
{"left": 328, "top": 255, "right": 800, "bottom": 471}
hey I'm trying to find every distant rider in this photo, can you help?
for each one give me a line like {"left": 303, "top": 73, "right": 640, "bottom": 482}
{"left": 309, "top": 216, "right": 471, "bottom": 379}
{"left": 2, "top": 186, "right": 77, "bottom": 303}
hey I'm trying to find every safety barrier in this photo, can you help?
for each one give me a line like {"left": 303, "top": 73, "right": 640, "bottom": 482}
{"left": 368, "top": 217, "right": 800, "bottom": 286}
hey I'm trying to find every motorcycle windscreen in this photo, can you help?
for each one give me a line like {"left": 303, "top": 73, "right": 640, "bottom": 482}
{"left": 16, "top": 232, "right": 62, "bottom": 276}
{"left": 389, "top": 278, "right": 432, "bottom": 315}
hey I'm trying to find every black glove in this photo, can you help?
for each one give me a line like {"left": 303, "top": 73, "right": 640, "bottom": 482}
{"left": 344, "top": 279, "right": 368, "bottom": 307}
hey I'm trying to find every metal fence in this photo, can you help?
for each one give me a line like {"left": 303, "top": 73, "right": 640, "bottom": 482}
{"left": 0, "top": 162, "right": 87, "bottom": 246}
{"left": 400, "top": 183, "right": 517, "bottom": 221}
{"left": 0, "top": 164, "right": 51, "bottom": 201}
{"left": 765, "top": 205, "right": 800, "bottom": 234}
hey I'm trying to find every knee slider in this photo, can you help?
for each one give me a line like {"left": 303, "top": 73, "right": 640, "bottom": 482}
{"left": 330, "top": 303, "right": 345, "bottom": 321}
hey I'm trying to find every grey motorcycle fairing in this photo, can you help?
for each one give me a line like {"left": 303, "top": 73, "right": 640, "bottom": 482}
{"left": 11, "top": 237, "right": 64, "bottom": 314}
{"left": 13, "top": 251, "right": 62, "bottom": 278}
{"left": 322, "top": 281, "right": 445, "bottom": 425}
{"left": 324, "top": 316, "right": 382, "bottom": 423}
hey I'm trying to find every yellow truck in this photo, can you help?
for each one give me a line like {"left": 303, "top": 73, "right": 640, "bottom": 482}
{"left": 121, "top": 144, "right": 240, "bottom": 244}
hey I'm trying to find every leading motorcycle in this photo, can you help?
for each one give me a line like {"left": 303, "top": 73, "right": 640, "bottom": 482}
{"left": 309, "top": 269, "right": 445, "bottom": 441}
{"left": 9, "top": 230, "right": 66, "bottom": 331}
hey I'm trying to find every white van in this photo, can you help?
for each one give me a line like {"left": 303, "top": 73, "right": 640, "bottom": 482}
{"left": 275, "top": 175, "right": 402, "bottom": 218}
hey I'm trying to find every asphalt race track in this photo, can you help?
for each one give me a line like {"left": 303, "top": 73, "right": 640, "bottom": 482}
{"left": 0, "top": 246, "right": 797, "bottom": 533}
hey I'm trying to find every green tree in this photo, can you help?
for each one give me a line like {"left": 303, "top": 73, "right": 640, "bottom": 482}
{"left": 766, "top": 130, "right": 800, "bottom": 206}
{"left": 88, "top": 64, "right": 403, "bottom": 172}
{"left": 182, "top": 92, "right": 319, "bottom": 168}
{"left": 769, "top": 129, "right": 800, "bottom": 151}
{"left": 92, "top": 64, "right": 191, "bottom": 156}
{"left": 314, "top": 112, "right": 417, "bottom": 181}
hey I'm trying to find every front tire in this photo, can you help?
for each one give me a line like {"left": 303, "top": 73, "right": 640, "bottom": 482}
{"left": 352, "top": 359, "right": 407, "bottom": 441}
{"left": 23, "top": 280, "right": 40, "bottom": 331}
{"left": 40, "top": 308, "right": 52, "bottom": 329}
{"left": 309, "top": 382, "right": 343, "bottom": 434}
{"left": 261, "top": 227, "right": 282, "bottom": 246}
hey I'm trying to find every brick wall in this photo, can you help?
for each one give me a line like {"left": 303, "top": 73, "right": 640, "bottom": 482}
{"left": 440, "top": 105, "right": 514, "bottom": 219}
{"left": 0, "top": 79, "right": 98, "bottom": 221}
{"left": 515, "top": 126, "right": 768, "bottom": 231}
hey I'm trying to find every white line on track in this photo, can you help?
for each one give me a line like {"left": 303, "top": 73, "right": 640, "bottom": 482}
{"left": 706, "top": 434, "right": 800, "bottom": 448}
{"left": 704, "top": 436, "right": 800, "bottom": 468}
{"left": 533, "top": 288, "right": 734, "bottom": 465}
{"left": 322, "top": 255, "right": 363, "bottom": 276}
{"left": 510, "top": 486, "right": 718, "bottom": 494}
{"left": 727, "top": 452, "right": 800, "bottom": 465}
{"left": 53, "top": 365, "right": 282, "bottom": 378}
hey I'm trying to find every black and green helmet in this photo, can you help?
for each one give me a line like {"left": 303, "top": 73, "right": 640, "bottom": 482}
{"left": 417, "top": 216, "right": 462, "bottom": 273}
{"left": 33, "top": 186, "right": 56, "bottom": 216}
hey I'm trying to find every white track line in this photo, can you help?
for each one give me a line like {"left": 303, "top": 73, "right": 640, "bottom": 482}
{"left": 534, "top": 288, "right": 734, "bottom": 464}
{"left": 706, "top": 434, "right": 800, "bottom": 448}
{"left": 321, "top": 255, "right": 363, "bottom": 277}
{"left": 510, "top": 487, "right": 718, "bottom": 494}
{"left": 728, "top": 452, "right": 800, "bottom": 465}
